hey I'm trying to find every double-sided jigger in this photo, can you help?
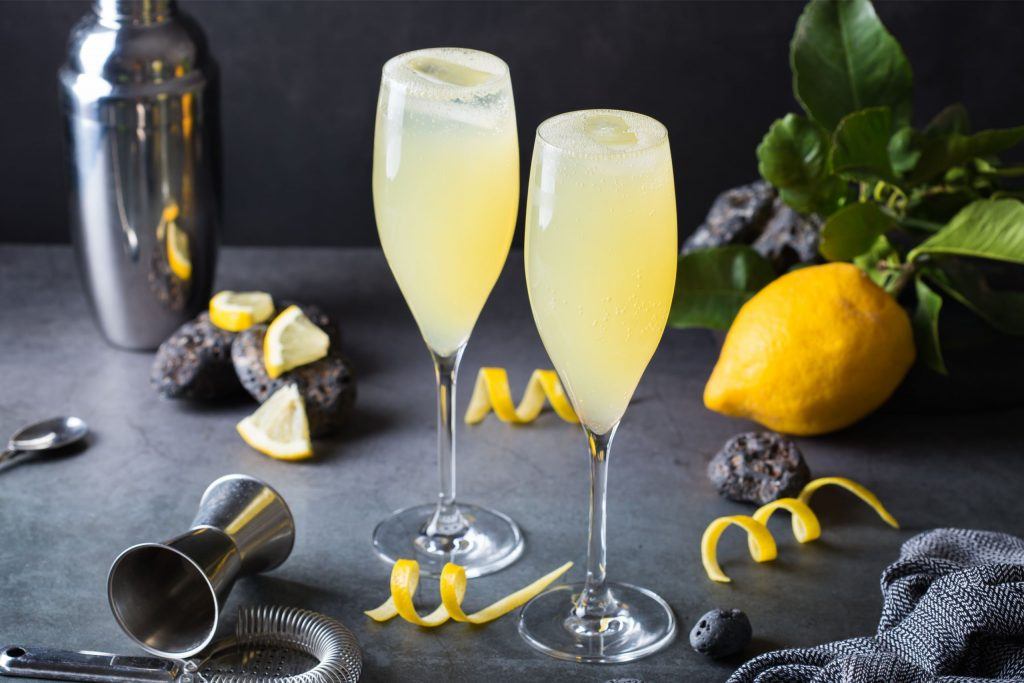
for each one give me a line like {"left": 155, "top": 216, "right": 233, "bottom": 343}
{"left": 107, "top": 474, "right": 296, "bottom": 659}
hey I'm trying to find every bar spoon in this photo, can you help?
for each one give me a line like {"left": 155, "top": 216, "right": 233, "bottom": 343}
{"left": 0, "top": 416, "right": 89, "bottom": 470}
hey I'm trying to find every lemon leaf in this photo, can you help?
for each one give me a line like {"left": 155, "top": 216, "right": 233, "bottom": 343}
{"left": 670, "top": 246, "right": 775, "bottom": 330}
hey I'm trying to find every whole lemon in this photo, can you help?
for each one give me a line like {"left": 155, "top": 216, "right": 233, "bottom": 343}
{"left": 704, "top": 263, "right": 915, "bottom": 436}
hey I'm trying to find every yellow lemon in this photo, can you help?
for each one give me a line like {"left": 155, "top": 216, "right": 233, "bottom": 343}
{"left": 704, "top": 263, "right": 915, "bottom": 436}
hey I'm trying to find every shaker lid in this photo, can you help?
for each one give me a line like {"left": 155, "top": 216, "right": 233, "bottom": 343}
{"left": 60, "top": 0, "right": 207, "bottom": 105}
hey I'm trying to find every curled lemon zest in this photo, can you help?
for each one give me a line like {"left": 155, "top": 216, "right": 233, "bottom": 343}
{"left": 365, "top": 559, "right": 573, "bottom": 626}
{"left": 701, "top": 515, "right": 777, "bottom": 583}
{"left": 440, "top": 561, "right": 574, "bottom": 624}
{"left": 701, "top": 476, "right": 898, "bottom": 583}
{"left": 464, "top": 368, "right": 578, "bottom": 425}
{"left": 752, "top": 497, "right": 822, "bottom": 547}
{"left": 798, "top": 476, "right": 900, "bottom": 529}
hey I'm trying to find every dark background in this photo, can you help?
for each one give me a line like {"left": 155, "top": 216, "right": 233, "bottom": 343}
{"left": 2, "top": 0, "right": 1023, "bottom": 246}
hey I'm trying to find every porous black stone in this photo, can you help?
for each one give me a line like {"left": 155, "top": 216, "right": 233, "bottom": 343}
{"left": 232, "top": 323, "right": 356, "bottom": 437}
{"left": 707, "top": 431, "right": 810, "bottom": 505}
{"left": 689, "top": 608, "right": 752, "bottom": 659}
{"left": 752, "top": 197, "right": 821, "bottom": 271}
{"left": 683, "top": 180, "right": 822, "bottom": 271}
{"left": 682, "top": 181, "right": 777, "bottom": 253}
{"left": 150, "top": 312, "right": 242, "bottom": 400}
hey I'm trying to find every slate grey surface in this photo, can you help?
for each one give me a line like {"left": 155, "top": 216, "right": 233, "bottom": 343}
{"left": 1, "top": 244, "right": 1022, "bottom": 682}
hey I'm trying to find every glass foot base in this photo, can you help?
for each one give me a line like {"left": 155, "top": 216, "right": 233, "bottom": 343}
{"left": 372, "top": 503, "right": 524, "bottom": 578}
{"left": 517, "top": 582, "right": 677, "bottom": 663}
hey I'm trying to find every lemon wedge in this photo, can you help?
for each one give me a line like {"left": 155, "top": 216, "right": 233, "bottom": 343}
{"left": 236, "top": 384, "right": 312, "bottom": 460}
{"left": 209, "top": 291, "right": 275, "bottom": 332}
{"left": 365, "top": 558, "right": 573, "bottom": 627}
{"left": 166, "top": 220, "right": 192, "bottom": 281}
{"left": 263, "top": 305, "right": 330, "bottom": 379}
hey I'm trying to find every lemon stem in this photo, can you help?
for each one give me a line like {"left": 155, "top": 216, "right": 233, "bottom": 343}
{"left": 885, "top": 262, "right": 917, "bottom": 298}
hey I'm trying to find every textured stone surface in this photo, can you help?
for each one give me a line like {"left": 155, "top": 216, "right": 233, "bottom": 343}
{"left": 682, "top": 180, "right": 822, "bottom": 271}
{"left": 690, "top": 608, "right": 753, "bottom": 659}
{"left": 2, "top": 246, "right": 1024, "bottom": 682}
{"left": 707, "top": 432, "right": 810, "bottom": 505}
{"left": 151, "top": 312, "right": 242, "bottom": 400}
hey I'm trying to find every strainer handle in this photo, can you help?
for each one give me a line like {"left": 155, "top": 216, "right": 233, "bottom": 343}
{"left": 0, "top": 646, "right": 180, "bottom": 683}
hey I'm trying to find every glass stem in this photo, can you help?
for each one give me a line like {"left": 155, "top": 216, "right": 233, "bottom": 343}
{"left": 423, "top": 347, "right": 470, "bottom": 544}
{"left": 573, "top": 424, "right": 620, "bottom": 623}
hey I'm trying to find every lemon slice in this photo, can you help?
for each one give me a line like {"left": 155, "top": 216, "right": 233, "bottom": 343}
{"left": 209, "top": 291, "right": 275, "bottom": 332}
{"left": 166, "top": 220, "right": 192, "bottom": 281}
{"left": 236, "top": 384, "right": 312, "bottom": 460}
{"left": 263, "top": 305, "right": 330, "bottom": 379}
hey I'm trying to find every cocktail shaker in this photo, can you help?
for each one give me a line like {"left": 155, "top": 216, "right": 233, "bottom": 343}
{"left": 60, "top": 0, "right": 219, "bottom": 350}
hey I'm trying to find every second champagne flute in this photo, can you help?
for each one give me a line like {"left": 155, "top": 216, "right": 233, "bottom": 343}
{"left": 519, "top": 110, "right": 678, "bottom": 662}
{"left": 371, "top": 48, "right": 524, "bottom": 577}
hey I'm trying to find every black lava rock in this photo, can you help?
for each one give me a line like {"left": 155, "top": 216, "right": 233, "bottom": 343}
{"left": 151, "top": 313, "right": 242, "bottom": 400}
{"left": 683, "top": 181, "right": 777, "bottom": 253}
{"left": 232, "top": 324, "right": 356, "bottom": 437}
{"left": 752, "top": 197, "right": 822, "bottom": 271}
{"left": 683, "top": 180, "right": 822, "bottom": 272}
{"left": 689, "top": 608, "right": 752, "bottom": 659}
{"left": 707, "top": 432, "right": 810, "bottom": 505}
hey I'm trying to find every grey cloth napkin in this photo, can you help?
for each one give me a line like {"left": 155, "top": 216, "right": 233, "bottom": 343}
{"left": 729, "top": 528, "right": 1024, "bottom": 683}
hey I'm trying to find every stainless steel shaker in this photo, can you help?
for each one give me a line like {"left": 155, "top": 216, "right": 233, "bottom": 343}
{"left": 61, "top": 0, "right": 218, "bottom": 349}
{"left": 107, "top": 475, "right": 296, "bottom": 659}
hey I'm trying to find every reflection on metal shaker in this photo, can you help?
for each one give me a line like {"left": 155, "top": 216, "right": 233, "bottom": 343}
{"left": 60, "top": 0, "right": 218, "bottom": 349}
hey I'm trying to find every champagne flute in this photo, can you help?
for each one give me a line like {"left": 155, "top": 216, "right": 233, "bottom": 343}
{"left": 371, "top": 48, "right": 524, "bottom": 578}
{"left": 519, "top": 110, "right": 678, "bottom": 662}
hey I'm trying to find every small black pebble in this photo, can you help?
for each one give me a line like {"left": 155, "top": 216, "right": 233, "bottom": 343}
{"left": 707, "top": 431, "right": 810, "bottom": 505}
{"left": 689, "top": 608, "right": 752, "bottom": 659}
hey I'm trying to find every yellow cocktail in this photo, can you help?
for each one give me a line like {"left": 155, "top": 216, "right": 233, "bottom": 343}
{"left": 371, "top": 48, "right": 523, "bottom": 578}
{"left": 520, "top": 110, "right": 678, "bottom": 662}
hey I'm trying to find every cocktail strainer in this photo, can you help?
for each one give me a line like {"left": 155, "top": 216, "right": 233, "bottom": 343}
{"left": 0, "top": 606, "right": 361, "bottom": 683}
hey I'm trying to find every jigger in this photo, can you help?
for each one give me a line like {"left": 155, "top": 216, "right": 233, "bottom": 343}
{"left": 107, "top": 474, "right": 295, "bottom": 659}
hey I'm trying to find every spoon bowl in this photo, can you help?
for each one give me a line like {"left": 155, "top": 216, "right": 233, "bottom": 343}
{"left": 8, "top": 416, "right": 89, "bottom": 452}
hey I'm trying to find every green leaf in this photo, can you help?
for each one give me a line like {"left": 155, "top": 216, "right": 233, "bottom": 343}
{"left": 920, "top": 260, "right": 1024, "bottom": 336}
{"left": 790, "top": 0, "right": 913, "bottom": 131}
{"left": 853, "top": 234, "right": 901, "bottom": 288}
{"left": 909, "top": 199, "right": 1024, "bottom": 265}
{"left": 888, "top": 127, "right": 920, "bottom": 175}
{"left": 924, "top": 103, "right": 970, "bottom": 136}
{"left": 757, "top": 113, "right": 844, "bottom": 214}
{"left": 669, "top": 246, "right": 776, "bottom": 330}
{"left": 829, "top": 107, "right": 898, "bottom": 183}
{"left": 819, "top": 201, "right": 895, "bottom": 261}
{"left": 912, "top": 276, "right": 947, "bottom": 374}
{"left": 907, "top": 126, "right": 1024, "bottom": 184}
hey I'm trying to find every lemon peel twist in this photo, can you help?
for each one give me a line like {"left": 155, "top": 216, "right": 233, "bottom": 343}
{"left": 464, "top": 368, "right": 578, "bottom": 425}
{"left": 701, "top": 515, "right": 777, "bottom": 583}
{"left": 701, "top": 476, "right": 898, "bottom": 583}
{"left": 797, "top": 476, "right": 900, "bottom": 529}
{"left": 365, "top": 559, "right": 573, "bottom": 627}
